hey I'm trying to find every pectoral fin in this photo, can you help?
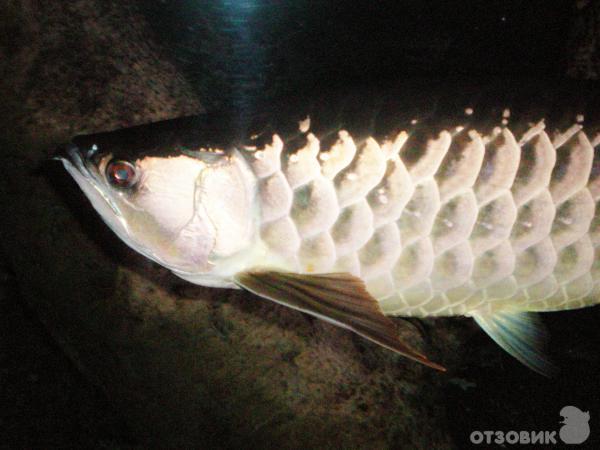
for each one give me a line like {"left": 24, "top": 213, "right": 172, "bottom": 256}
{"left": 472, "top": 311, "right": 557, "bottom": 376}
{"left": 233, "top": 270, "right": 445, "bottom": 371}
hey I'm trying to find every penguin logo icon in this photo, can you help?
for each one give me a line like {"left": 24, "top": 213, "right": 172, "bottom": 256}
{"left": 559, "top": 406, "right": 590, "bottom": 444}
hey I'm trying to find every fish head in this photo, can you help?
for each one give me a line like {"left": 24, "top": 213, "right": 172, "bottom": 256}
{"left": 56, "top": 126, "right": 258, "bottom": 280}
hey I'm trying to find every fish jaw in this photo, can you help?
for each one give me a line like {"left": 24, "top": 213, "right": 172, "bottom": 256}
{"left": 58, "top": 146, "right": 133, "bottom": 249}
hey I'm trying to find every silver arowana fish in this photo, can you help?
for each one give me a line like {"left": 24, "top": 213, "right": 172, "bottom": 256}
{"left": 57, "top": 84, "right": 600, "bottom": 374}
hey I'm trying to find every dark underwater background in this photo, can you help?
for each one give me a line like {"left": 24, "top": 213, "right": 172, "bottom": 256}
{"left": 1, "top": 0, "right": 599, "bottom": 448}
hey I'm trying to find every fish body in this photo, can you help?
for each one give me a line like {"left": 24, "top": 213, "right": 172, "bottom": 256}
{"left": 58, "top": 83, "right": 600, "bottom": 373}
{"left": 242, "top": 120, "right": 600, "bottom": 319}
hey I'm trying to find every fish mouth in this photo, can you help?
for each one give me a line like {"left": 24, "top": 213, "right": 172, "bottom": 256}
{"left": 55, "top": 144, "right": 122, "bottom": 217}
{"left": 56, "top": 142, "right": 148, "bottom": 258}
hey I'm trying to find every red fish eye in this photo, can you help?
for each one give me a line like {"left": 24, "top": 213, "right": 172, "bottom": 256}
{"left": 106, "top": 160, "right": 137, "bottom": 188}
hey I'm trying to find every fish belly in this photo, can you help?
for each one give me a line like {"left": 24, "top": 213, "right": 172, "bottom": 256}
{"left": 247, "top": 120, "right": 600, "bottom": 317}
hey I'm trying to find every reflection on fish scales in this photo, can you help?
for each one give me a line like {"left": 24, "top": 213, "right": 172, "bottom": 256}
{"left": 56, "top": 103, "right": 600, "bottom": 375}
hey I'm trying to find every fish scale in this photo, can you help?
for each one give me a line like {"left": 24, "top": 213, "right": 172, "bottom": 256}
{"left": 248, "top": 119, "right": 600, "bottom": 317}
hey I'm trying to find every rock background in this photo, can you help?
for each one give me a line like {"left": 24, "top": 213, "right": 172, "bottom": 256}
{"left": 567, "top": 0, "right": 600, "bottom": 79}
{"left": 0, "top": 1, "right": 599, "bottom": 448}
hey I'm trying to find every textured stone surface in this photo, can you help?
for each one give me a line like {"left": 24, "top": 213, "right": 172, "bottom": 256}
{"left": 567, "top": 0, "right": 600, "bottom": 80}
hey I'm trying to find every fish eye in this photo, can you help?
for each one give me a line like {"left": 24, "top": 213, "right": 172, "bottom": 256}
{"left": 106, "top": 160, "right": 138, "bottom": 189}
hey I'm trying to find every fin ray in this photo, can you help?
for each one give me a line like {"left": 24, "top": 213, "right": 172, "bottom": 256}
{"left": 234, "top": 271, "right": 445, "bottom": 371}
{"left": 472, "top": 311, "right": 557, "bottom": 376}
